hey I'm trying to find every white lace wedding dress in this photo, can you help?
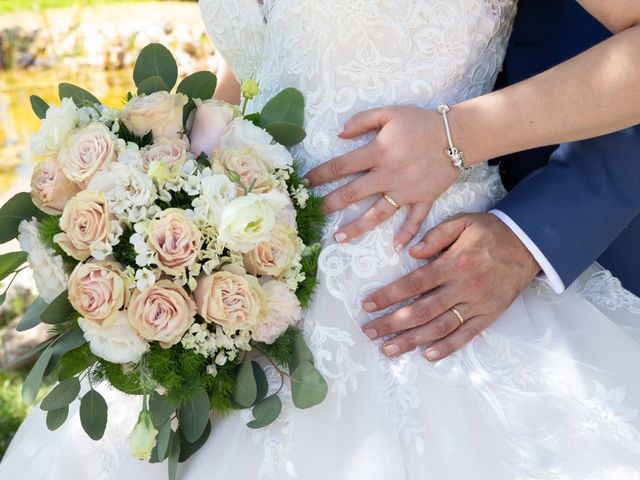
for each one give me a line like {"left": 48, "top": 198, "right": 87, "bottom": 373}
{"left": 3, "top": 1, "right": 640, "bottom": 479}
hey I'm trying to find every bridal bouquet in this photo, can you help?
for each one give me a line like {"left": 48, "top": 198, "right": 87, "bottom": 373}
{"left": 1, "top": 44, "right": 326, "bottom": 478}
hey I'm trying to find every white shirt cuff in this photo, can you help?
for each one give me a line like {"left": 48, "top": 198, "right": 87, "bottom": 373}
{"left": 489, "top": 210, "right": 566, "bottom": 294}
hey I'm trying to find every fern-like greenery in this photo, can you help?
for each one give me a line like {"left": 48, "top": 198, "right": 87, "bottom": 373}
{"left": 203, "top": 362, "right": 237, "bottom": 415}
{"left": 253, "top": 326, "right": 301, "bottom": 368}
{"left": 287, "top": 163, "right": 326, "bottom": 246}
{"left": 57, "top": 344, "right": 96, "bottom": 381}
{"left": 111, "top": 227, "right": 137, "bottom": 267}
{"left": 296, "top": 244, "right": 321, "bottom": 308}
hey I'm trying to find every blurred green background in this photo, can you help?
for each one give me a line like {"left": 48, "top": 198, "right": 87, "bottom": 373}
{"left": 0, "top": 0, "right": 214, "bottom": 459}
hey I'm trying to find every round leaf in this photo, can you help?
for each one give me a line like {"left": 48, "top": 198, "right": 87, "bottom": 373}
{"left": 0, "top": 192, "right": 47, "bottom": 244}
{"left": 247, "top": 395, "right": 282, "bottom": 429}
{"left": 41, "top": 291, "right": 75, "bottom": 325}
{"left": 45, "top": 329, "right": 87, "bottom": 377}
{"left": 264, "top": 122, "right": 307, "bottom": 147}
{"left": 177, "top": 71, "right": 217, "bottom": 101}
{"left": 178, "top": 420, "right": 211, "bottom": 463}
{"left": 289, "top": 334, "right": 314, "bottom": 372}
{"left": 232, "top": 358, "right": 257, "bottom": 408}
{"left": 79, "top": 389, "right": 108, "bottom": 441}
{"left": 252, "top": 361, "right": 269, "bottom": 404}
{"left": 133, "top": 43, "right": 178, "bottom": 92}
{"left": 46, "top": 406, "right": 69, "bottom": 431}
{"left": 149, "top": 391, "right": 178, "bottom": 426}
{"left": 260, "top": 88, "right": 305, "bottom": 127}
{"left": 178, "top": 388, "right": 210, "bottom": 443}
{"left": 17, "top": 297, "right": 48, "bottom": 332}
{"left": 40, "top": 376, "right": 81, "bottom": 411}
{"left": 0, "top": 251, "right": 27, "bottom": 282}
{"left": 30, "top": 95, "right": 49, "bottom": 119}
{"left": 22, "top": 348, "right": 54, "bottom": 404}
{"left": 59, "top": 83, "right": 100, "bottom": 108}
{"left": 290, "top": 361, "right": 328, "bottom": 409}
{"left": 137, "top": 75, "right": 168, "bottom": 95}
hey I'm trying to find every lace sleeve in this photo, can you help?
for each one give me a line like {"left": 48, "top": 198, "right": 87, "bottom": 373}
{"left": 199, "top": 0, "right": 266, "bottom": 81}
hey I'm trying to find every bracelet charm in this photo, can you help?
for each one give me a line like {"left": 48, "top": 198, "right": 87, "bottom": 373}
{"left": 437, "top": 104, "right": 473, "bottom": 181}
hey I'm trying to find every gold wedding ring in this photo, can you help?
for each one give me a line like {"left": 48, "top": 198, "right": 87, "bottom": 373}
{"left": 382, "top": 193, "right": 401, "bottom": 210}
{"left": 450, "top": 307, "right": 465, "bottom": 326}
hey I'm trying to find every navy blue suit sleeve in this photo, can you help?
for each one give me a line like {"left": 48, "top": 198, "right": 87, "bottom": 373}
{"left": 494, "top": 126, "right": 640, "bottom": 287}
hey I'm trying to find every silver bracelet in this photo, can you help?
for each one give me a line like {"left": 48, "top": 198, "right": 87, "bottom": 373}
{"left": 437, "top": 104, "right": 473, "bottom": 181}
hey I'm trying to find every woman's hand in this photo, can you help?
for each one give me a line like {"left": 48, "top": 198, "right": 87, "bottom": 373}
{"left": 304, "top": 105, "right": 460, "bottom": 251}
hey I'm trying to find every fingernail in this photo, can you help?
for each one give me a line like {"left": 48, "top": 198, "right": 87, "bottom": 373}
{"left": 336, "top": 126, "right": 344, "bottom": 136}
{"left": 394, "top": 243, "right": 405, "bottom": 253}
{"left": 335, "top": 232, "right": 347, "bottom": 243}
{"left": 425, "top": 349, "right": 440, "bottom": 361}
{"left": 413, "top": 242, "right": 426, "bottom": 251}
{"left": 383, "top": 344, "right": 400, "bottom": 356}
{"left": 363, "top": 301, "right": 377, "bottom": 312}
{"left": 301, "top": 177, "right": 310, "bottom": 187}
{"left": 363, "top": 328, "right": 377, "bottom": 339}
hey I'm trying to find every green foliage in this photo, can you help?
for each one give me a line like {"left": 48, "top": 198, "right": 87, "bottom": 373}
{"left": 290, "top": 360, "right": 328, "bottom": 409}
{"left": 133, "top": 43, "right": 178, "bottom": 92}
{"left": 247, "top": 394, "right": 282, "bottom": 429}
{"left": 79, "top": 389, "right": 108, "bottom": 440}
{"left": 59, "top": 83, "right": 100, "bottom": 108}
{"left": 0, "top": 372, "right": 31, "bottom": 460}
{"left": 231, "top": 358, "right": 257, "bottom": 408}
{"left": 57, "top": 344, "right": 96, "bottom": 381}
{"left": 38, "top": 216, "right": 77, "bottom": 272}
{"left": 137, "top": 76, "right": 168, "bottom": 96}
{"left": 117, "top": 121, "right": 154, "bottom": 148}
{"left": 253, "top": 326, "right": 301, "bottom": 368}
{"left": 204, "top": 362, "right": 236, "bottom": 415}
{"left": 259, "top": 88, "right": 306, "bottom": 147}
{"left": 0, "top": 285, "right": 35, "bottom": 331}
{"left": 297, "top": 245, "right": 321, "bottom": 309}
{"left": 92, "top": 361, "right": 143, "bottom": 395}
{"left": 111, "top": 228, "right": 137, "bottom": 267}
{"left": 30, "top": 95, "right": 49, "bottom": 119}
{"left": 0, "top": 192, "right": 48, "bottom": 245}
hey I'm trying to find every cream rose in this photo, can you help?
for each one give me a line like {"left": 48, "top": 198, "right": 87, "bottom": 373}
{"left": 188, "top": 99, "right": 237, "bottom": 157}
{"left": 193, "top": 268, "right": 265, "bottom": 331}
{"left": 121, "top": 91, "right": 188, "bottom": 140}
{"left": 243, "top": 224, "right": 298, "bottom": 277}
{"left": 78, "top": 312, "right": 148, "bottom": 364}
{"left": 30, "top": 157, "right": 80, "bottom": 214}
{"left": 141, "top": 137, "right": 190, "bottom": 170}
{"left": 251, "top": 280, "right": 301, "bottom": 344}
{"left": 58, "top": 122, "right": 118, "bottom": 186}
{"left": 30, "top": 97, "right": 80, "bottom": 156}
{"left": 218, "top": 191, "right": 289, "bottom": 253}
{"left": 54, "top": 190, "right": 111, "bottom": 261}
{"left": 213, "top": 147, "right": 275, "bottom": 194}
{"left": 147, "top": 209, "right": 202, "bottom": 274}
{"left": 220, "top": 118, "right": 294, "bottom": 169}
{"left": 68, "top": 261, "right": 126, "bottom": 327}
{"left": 127, "top": 280, "right": 196, "bottom": 347}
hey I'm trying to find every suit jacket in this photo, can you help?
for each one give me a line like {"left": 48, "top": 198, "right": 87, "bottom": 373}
{"left": 494, "top": 0, "right": 640, "bottom": 294}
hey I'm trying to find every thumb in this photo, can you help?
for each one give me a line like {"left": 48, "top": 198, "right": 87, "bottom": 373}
{"left": 409, "top": 215, "right": 468, "bottom": 259}
{"left": 338, "top": 108, "right": 388, "bottom": 139}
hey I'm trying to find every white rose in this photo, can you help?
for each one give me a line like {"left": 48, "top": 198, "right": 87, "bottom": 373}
{"left": 78, "top": 312, "right": 149, "bottom": 364}
{"left": 121, "top": 92, "right": 188, "bottom": 140}
{"left": 87, "top": 160, "right": 157, "bottom": 218}
{"left": 58, "top": 122, "right": 118, "bottom": 186}
{"left": 220, "top": 118, "right": 294, "bottom": 169}
{"left": 251, "top": 280, "right": 302, "bottom": 344}
{"left": 17, "top": 219, "right": 68, "bottom": 303}
{"left": 218, "top": 191, "right": 289, "bottom": 253}
{"left": 30, "top": 97, "right": 80, "bottom": 156}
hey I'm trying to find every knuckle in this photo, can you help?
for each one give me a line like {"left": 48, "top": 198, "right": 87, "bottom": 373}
{"left": 433, "top": 319, "right": 451, "bottom": 338}
{"left": 414, "top": 303, "right": 435, "bottom": 325}
{"left": 370, "top": 206, "right": 389, "bottom": 224}
{"left": 340, "top": 185, "right": 359, "bottom": 204}
{"left": 328, "top": 158, "right": 345, "bottom": 178}
{"left": 454, "top": 253, "right": 477, "bottom": 271}
{"left": 404, "top": 274, "right": 424, "bottom": 295}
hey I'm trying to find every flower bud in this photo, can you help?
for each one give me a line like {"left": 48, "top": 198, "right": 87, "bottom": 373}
{"left": 130, "top": 410, "right": 158, "bottom": 462}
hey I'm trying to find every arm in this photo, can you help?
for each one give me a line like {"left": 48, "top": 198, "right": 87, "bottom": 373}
{"left": 213, "top": 58, "right": 241, "bottom": 105}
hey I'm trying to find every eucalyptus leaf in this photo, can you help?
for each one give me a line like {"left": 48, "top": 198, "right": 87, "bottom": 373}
{"left": 45, "top": 329, "right": 87, "bottom": 376}
{"left": 168, "top": 431, "right": 180, "bottom": 480}
{"left": 247, "top": 394, "right": 282, "bottom": 429}
{"left": 41, "top": 291, "right": 75, "bottom": 325}
{"left": 289, "top": 334, "right": 314, "bottom": 373}
{"left": 244, "top": 112, "right": 261, "bottom": 127}
{"left": 232, "top": 358, "right": 257, "bottom": 408}
{"left": 40, "top": 376, "right": 81, "bottom": 411}
{"left": 178, "top": 420, "right": 211, "bottom": 463}
{"left": 260, "top": 88, "right": 305, "bottom": 127}
{"left": 290, "top": 361, "right": 328, "bottom": 409}
{"left": 0, "top": 251, "right": 27, "bottom": 282}
{"left": 0, "top": 192, "right": 47, "bottom": 244}
{"left": 133, "top": 43, "right": 178, "bottom": 92}
{"left": 46, "top": 406, "right": 69, "bottom": 431}
{"left": 177, "top": 71, "right": 217, "bottom": 101}
{"left": 264, "top": 122, "right": 307, "bottom": 147}
{"left": 178, "top": 388, "right": 210, "bottom": 443}
{"left": 156, "top": 421, "right": 172, "bottom": 461}
{"left": 30, "top": 95, "right": 49, "bottom": 119}
{"left": 149, "top": 391, "right": 178, "bottom": 427}
{"left": 137, "top": 75, "right": 168, "bottom": 95}
{"left": 17, "top": 297, "right": 48, "bottom": 332}
{"left": 4, "top": 336, "right": 55, "bottom": 369}
{"left": 59, "top": 83, "right": 100, "bottom": 108}
{"left": 79, "top": 389, "right": 108, "bottom": 441}
{"left": 252, "top": 361, "right": 268, "bottom": 405}
{"left": 21, "top": 348, "right": 53, "bottom": 404}
{"left": 0, "top": 290, "right": 6, "bottom": 306}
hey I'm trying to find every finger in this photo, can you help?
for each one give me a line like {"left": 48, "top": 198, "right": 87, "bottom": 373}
{"left": 393, "top": 203, "right": 431, "bottom": 252}
{"left": 304, "top": 145, "right": 373, "bottom": 187}
{"left": 362, "top": 258, "right": 447, "bottom": 312}
{"left": 322, "top": 173, "right": 382, "bottom": 214}
{"left": 334, "top": 197, "right": 397, "bottom": 243}
{"left": 409, "top": 215, "right": 468, "bottom": 259}
{"left": 380, "top": 305, "right": 470, "bottom": 357}
{"left": 338, "top": 108, "right": 389, "bottom": 139}
{"left": 362, "top": 286, "right": 453, "bottom": 339}
{"left": 424, "top": 314, "right": 493, "bottom": 361}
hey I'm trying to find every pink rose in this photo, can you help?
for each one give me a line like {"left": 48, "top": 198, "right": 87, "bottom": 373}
{"left": 251, "top": 280, "right": 301, "bottom": 344}
{"left": 30, "top": 157, "right": 80, "bottom": 214}
{"left": 194, "top": 268, "right": 265, "bottom": 331}
{"left": 243, "top": 224, "right": 298, "bottom": 277}
{"left": 58, "top": 123, "right": 117, "bottom": 186}
{"left": 188, "top": 99, "right": 236, "bottom": 157}
{"left": 147, "top": 209, "right": 202, "bottom": 275}
{"left": 54, "top": 190, "right": 110, "bottom": 261}
{"left": 68, "top": 261, "right": 126, "bottom": 327}
{"left": 141, "top": 137, "right": 189, "bottom": 171}
{"left": 121, "top": 92, "right": 188, "bottom": 140}
{"left": 127, "top": 280, "right": 196, "bottom": 347}
{"left": 213, "top": 147, "right": 275, "bottom": 195}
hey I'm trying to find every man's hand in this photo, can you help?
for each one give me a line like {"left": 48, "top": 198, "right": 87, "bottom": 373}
{"left": 361, "top": 213, "right": 541, "bottom": 361}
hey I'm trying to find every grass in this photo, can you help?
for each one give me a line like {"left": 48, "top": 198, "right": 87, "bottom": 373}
{"left": 0, "top": 0, "right": 193, "bottom": 15}
{"left": 0, "top": 371, "right": 31, "bottom": 460}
